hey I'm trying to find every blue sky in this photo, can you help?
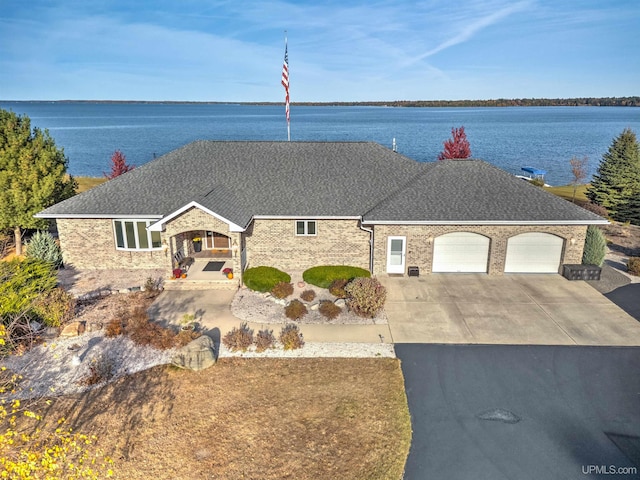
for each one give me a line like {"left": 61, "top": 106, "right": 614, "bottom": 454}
{"left": 1, "top": 0, "right": 638, "bottom": 102}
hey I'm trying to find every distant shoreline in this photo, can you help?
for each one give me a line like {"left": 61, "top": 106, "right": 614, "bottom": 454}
{"left": 2, "top": 97, "right": 639, "bottom": 107}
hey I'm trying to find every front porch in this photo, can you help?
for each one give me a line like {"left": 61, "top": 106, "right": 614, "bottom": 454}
{"left": 165, "top": 257, "right": 238, "bottom": 290}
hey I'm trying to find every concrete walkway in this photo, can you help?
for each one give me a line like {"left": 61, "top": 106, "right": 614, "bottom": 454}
{"left": 147, "top": 289, "right": 393, "bottom": 344}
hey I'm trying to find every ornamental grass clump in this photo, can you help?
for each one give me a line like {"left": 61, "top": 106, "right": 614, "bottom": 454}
{"left": 318, "top": 300, "right": 342, "bottom": 320}
{"left": 271, "top": 281, "right": 294, "bottom": 299}
{"left": 255, "top": 328, "right": 276, "bottom": 352}
{"left": 300, "top": 289, "right": 316, "bottom": 302}
{"left": 628, "top": 257, "right": 640, "bottom": 276}
{"left": 284, "top": 299, "right": 308, "bottom": 321}
{"left": 344, "top": 277, "right": 387, "bottom": 318}
{"left": 328, "top": 278, "right": 349, "bottom": 298}
{"left": 222, "top": 323, "right": 254, "bottom": 352}
{"left": 279, "top": 323, "right": 304, "bottom": 350}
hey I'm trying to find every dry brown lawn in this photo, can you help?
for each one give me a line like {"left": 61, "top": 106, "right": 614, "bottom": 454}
{"left": 30, "top": 358, "right": 411, "bottom": 480}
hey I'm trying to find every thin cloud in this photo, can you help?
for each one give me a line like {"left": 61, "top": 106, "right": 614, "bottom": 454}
{"left": 405, "top": 0, "right": 532, "bottom": 66}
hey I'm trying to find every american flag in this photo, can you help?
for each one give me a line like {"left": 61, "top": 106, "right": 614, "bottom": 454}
{"left": 281, "top": 41, "right": 289, "bottom": 123}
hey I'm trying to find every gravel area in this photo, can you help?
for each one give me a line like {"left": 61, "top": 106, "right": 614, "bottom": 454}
{"left": 231, "top": 288, "right": 388, "bottom": 325}
{"left": 57, "top": 266, "right": 167, "bottom": 298}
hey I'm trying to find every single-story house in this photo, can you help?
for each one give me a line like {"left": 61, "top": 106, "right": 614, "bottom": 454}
{"left": 36, "top": 141, "right": 607, "bottom": 284}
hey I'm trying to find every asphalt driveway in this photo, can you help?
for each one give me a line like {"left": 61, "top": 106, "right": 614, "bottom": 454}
{"left": 382, "top": 274, "right": 640, "bottom": 346}
{"left": 397, "top": 344, "right": 640, "bottom": 480}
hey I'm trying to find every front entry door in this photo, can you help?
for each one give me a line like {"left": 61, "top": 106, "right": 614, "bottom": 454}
{"left": 387, "top": 236, "right": 406, "bottom": 274}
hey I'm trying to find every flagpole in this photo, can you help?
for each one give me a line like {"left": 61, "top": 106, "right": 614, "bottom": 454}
{"left": 281, "top": 32, "right": 290, "bottom": 141}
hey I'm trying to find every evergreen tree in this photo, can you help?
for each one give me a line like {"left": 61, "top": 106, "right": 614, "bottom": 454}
{"left": 0, "top": 109, "right": 76, "bottom": 256}
{"left": 586, "top": 128, "right": 640, "bottom": 221}
{"left": 618, "top": 192, "right": 640, "bottom": 226}
{"left": 581, "top": 225, "right": 607, "bottom": 266}
{"left": 438, "top": 126, "right": 471, "bottom": 160}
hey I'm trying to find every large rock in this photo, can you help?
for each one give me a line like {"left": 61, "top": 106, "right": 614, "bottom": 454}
{"left": 334, "top": 298, "right": 347, "bottom": 308}
{"left": 172, "top": 335, "right": 216, "bottom": 371}
{"left": 60, "top": 321, "right": 86, "bottom": 337}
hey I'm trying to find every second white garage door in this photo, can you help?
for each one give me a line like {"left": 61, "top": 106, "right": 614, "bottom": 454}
{"left": 504, "top": 232, "right": 563, "bottom": 273}
{"left": 432, "top": 232, "right": 490, "bottom": 273}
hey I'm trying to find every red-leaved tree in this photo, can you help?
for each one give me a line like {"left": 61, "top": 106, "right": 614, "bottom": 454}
{"left": 104, "top": 150, "right": 134, "bottom": 179}
{"left": 438, "top": 126, "right": 471, "bottom": 160}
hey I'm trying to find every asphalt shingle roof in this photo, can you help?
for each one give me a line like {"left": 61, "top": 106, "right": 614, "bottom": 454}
{"left": 38, "top": 141, "right": 605, "bottom": 227}
{"left": 362, "top": 160, "right": 606, "bottom": 223}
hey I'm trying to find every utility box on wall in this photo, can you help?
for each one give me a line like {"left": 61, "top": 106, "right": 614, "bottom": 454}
{"left": 408, "top": 266, "right": 420, "bottom": 277}
{"left": 562, "top": 264, "right": 602, "bottom": 281}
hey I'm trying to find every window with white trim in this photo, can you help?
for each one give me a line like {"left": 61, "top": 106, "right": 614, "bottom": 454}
{"left": 113, "top": 220, "right": 162, "bottom": 250}
{"left": 295, "top": 220, "right": 317, "bottom": 236}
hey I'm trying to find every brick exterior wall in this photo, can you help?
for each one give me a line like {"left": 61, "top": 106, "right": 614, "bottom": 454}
{"left": 163, "top": 207, "right": 243, "bottom": 282}
{"left": 244, "top": 219, "right": 370, "bottom": 272}
{"left": 56, "top": 218, "right": 171, "bottom": 270}
{"left": 56, "top": 212, "right": 589, "bottom": 280}
{"left": 372, "top": 224, "right": 588, "bottom": 276}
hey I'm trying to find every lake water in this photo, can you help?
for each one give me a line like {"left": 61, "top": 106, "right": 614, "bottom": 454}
{"left": 1, "top": 101, "right": 639, "bottom": 185}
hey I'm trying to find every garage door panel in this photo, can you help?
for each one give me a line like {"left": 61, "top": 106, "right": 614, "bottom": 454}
{"left": 433, "top": 232, "right": 490, "bottom": 273}
{"left": 505, "top": 233, "right": 563, "bottom": 273}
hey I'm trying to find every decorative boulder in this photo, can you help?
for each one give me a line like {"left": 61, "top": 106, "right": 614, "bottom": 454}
{"left": 60, "top": 321, "right": 86, "bottom": 337}
{"left": 172, "top": 335, "right": 216, "bottom": 371}
{"left": 310, "top": 303, "right": 320, "bottom": 311}
{"left": 334, "top": 299, "right": 347, "bottom": 308}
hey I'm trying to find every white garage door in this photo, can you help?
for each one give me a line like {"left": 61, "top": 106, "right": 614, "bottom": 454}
{"left": 432, "top": 232, "right": 490, "bottom": 273}
{"left": 504, "top": 233, "right": 563, "bottom": 273}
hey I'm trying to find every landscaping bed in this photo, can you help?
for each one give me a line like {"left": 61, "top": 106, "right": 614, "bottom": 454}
{"left": 231, "top": 272, "right": 388, "bottom": 325}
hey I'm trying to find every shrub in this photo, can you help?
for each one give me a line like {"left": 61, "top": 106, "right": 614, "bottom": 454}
{"left": 31, "top": 287, "right": 75, "bottom": 327}
{"left": 284, "top": 299, "right": 308, "bottom": 320}
{"left": 271, "top": 281, "right": 294, "bottom": 299}
{"left": 628, "top": 257, "right": 640, "bottom": 276}
{"left": 125, "top": 307, "right": 176, "bottom": 350}
{"left": 329, "top": 278, "right": 349, "bottom": 298}
{"left": 243, "top": 266, "right": 291, "bottom": 292}
{"left": 303, "top": 265, "right": 371, "bottom": 288}
{"left": 580, "top": 202, "right": 609, "bottom": 218}
{"left": 255, "top": 328, "right": 276, "bottom": 352}
{"left": 0, "top": 259, "right": 57, "bottom": 320}
{"left": 345, "top": 277, "right": 387, "bottom": 318}
{"left": 279, "top": 324, "right": 304, "bottom": 350}
{"left": 582, "top": 225, "right": 607, "bottom": 266}
{"left": 300, "top": 289, "right": 316, "bottom": 302}
{"left": 222, "top": 323, "right": 254, "bottom": 351}
{"left": 144, "top": 276, "right": 163, "bottom": 294}
{"left": 319, "top": 300, "right": 342, "bottom": 320}
{"left": 175, "top": 329, "right": 201, "bottom": 348}
{"left": 25, "top": 231, "right": 63, "bottom": 268}
{"left": 79, "top": 353, "right": 115, "bottom": 386}
{"left": 105, "top": 318, "right": 124, "bottom": 338}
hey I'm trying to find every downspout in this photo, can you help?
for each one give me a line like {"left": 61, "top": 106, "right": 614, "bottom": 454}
{"left": 359, "top": 219, "right": 374, "bottom": 274}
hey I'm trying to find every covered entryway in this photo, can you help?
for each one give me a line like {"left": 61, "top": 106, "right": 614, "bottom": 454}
{"left": 504, "top": 232, "right": 563, "bottom": 273}
{"left": 432, "top": 232, "right": 490, "bottom": 273}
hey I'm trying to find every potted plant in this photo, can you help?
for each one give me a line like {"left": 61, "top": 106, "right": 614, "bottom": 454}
{"left": 173, "top": 268, "right": 182, "bottom": 279}
{"left": 180, "top": 313, "right": 196, "bottom": 331}
{"left": 223, "top": 267, "right": 233, "bottom": 279}
{"left": 192, "top": 236, "right": 202, "bottom": 253}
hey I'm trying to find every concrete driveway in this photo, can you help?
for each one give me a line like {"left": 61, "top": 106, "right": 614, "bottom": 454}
{"left": 382, "top": 275, "right": 640, "bottom": 346}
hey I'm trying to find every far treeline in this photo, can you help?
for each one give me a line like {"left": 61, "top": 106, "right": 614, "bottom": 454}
{"left": 26, "top": 96, "right": 640, "bottom": 107}
{"left": 292, "top": 97, "right": 640, "bottom": 108}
